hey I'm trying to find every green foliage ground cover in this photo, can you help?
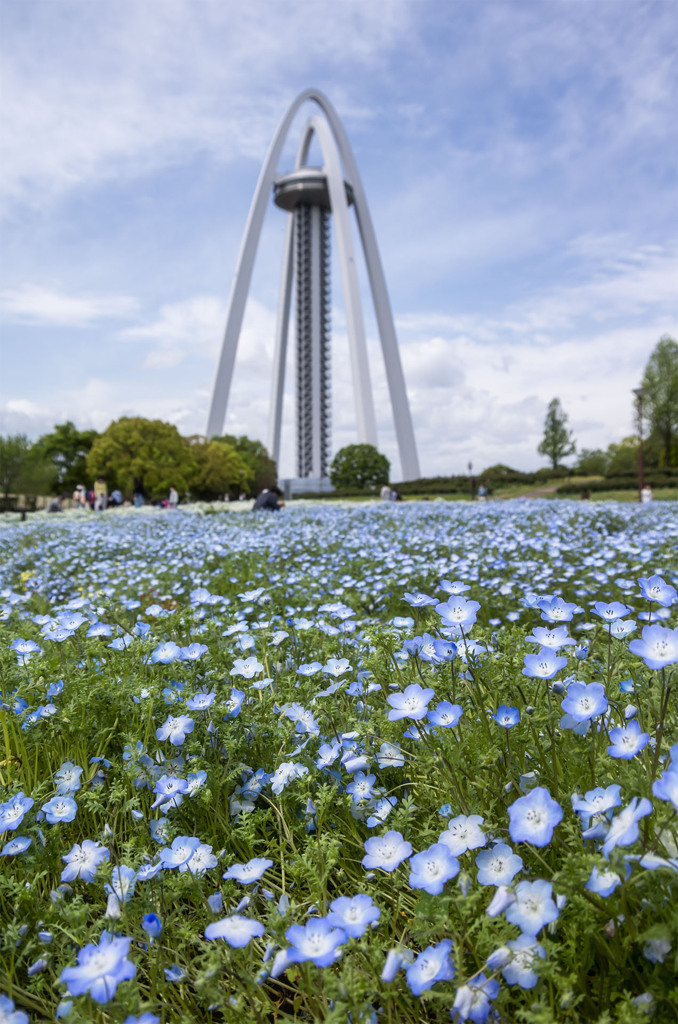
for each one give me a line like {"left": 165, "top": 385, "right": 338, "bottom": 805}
{"left": 0, "top": 501, "right": 677, "bottom": 1024}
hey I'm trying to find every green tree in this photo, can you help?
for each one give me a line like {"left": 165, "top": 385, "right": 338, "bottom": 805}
{"left": 219, "top": 435, "right": 277, "bottom": 496}
{"left": 187, "top": 439, "right": 253, "bottom": 500}
{"left": 87, "top": 417, "right": 196, "bottom": 499}
{"left": 0, "top": 434, "right": 31, "bottom": 497}
{"left": 329, "top": 444, "right": 390, "bottom": 491}
{"left": 35, "top": 421, "right": 99, "bottom": 493}
{"left": 641, "top": 335, "right": 678, "bottom": 468}
{"left": 575, "top": 448, "right": 608, "bottom": 476}
{"left": 537, "top": 398, "right": 576, "bottom": 470}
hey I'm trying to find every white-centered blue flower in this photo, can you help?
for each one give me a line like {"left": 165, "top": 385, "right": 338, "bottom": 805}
{"left": 156, "top": 714, "right": 194, "bottom": 746}
{"left": 499, "top": 934, "right": 546, "bottom": 988}
{"left": 475, "top": 843, "right": 523, "bottom": 886}
{"left": 439, "top": 814, "right": 486, "bottom": 856}
{"left": 42, "top": 795, "right": 77, "bottom": 824}
{"left": 386, "top": 683, "right": 434, "bottom": 721}
{"left": 560, "top": 682, "right": 608, "bottom": 722}
{"left": 522, "top": 647, "right": 568, "bottom": 680}
{"left": 284, "top": 917, "right": 346, "bottom": 967}
{"left": 405, "top": 938, "right": 455, "bottom": 996}
{"left": 408, "top": 843, "right": 459, "bottom": 894}
{"left": 607, "top": 720, "right": 650, "bottom": 759}
{"left": 205, "top": 915, "right": 265, "bottom": 947}
{"left": 61, "top": 840, "right": 110, "bottom": 882}
{"left": 508, "top": 788, "right": 562, "bottom": 847}
{"left": 327, "top": 894, "right": 380, "bottom": 938}
{"left": 59, "top": 930, "right": 136, "bottom": 1004}
{"left": 505, "top": 879, "right": 559, "bottom": 935}
{"left": 629, "top": 625, "right": 678, "bottom": 670}
{"left": 601, "top": 797, "right": 653, "bottom": 857}
{"left": 223, "top": 857, "right": 273, "bottom": 884}
{"left": 362, "top": 830, "right": 412, "bottom": 872}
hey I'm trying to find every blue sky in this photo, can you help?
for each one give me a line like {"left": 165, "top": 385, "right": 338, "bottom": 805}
{"left": 1, "top": 0, "right": 676, "bottom": 479}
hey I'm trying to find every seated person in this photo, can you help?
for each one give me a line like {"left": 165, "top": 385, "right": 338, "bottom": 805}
{"left": 253, "top": 486, "right": 284, "bottom": 511}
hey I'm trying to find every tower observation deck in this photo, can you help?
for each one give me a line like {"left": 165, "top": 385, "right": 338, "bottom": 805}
{"left": 273, "top": 168, "right": 354, "bottom": 480}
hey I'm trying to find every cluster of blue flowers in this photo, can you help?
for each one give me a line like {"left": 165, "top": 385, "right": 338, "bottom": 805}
{"left": 0, "top": 499, "right": 677, "bottom": 1022}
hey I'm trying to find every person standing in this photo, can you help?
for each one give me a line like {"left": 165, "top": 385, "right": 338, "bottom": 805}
{"left": 93, "top": 476, "right": 108, "bottom": 511}
{"left": 168, "top": 485, "right": 179, "bottom": 509}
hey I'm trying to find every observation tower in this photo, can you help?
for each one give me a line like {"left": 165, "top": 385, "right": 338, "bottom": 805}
{"left": 206, "top": 89, "right": 420, "bottom": 485}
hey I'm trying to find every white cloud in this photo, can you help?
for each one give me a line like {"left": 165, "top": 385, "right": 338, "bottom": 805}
{"left": 0, "top": 286, "right": 138, "bottom": 326}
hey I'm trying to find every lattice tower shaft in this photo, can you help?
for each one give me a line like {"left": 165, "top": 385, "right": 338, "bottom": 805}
{"left": 294, "top": 202, "right": 331, "bottom": 478}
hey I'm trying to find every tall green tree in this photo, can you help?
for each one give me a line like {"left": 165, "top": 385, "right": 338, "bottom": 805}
{"left": 87, "top": 417, "right": 196, "bottom": 499}
{"left": 0, "top": 434, "right": 31, "bottom": 497}
{"left": 35, "top": 421, "right": 99, "bottom": 493}
{"left": 641, "top": 335, "right": 678, "bottom": 468}
{"left": 187, "top": 439, "right": 253, "bottom": 499}
{"left": 218, "top": 435, "right": 277, "bottom": 495}
{"left": 329, "top": 444, "right": 390, "bottom": 491}
{"left": 538, "top": 398, "right": 576, "bottom": 470}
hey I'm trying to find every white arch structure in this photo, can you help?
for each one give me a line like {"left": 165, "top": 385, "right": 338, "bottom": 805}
{"left": 206, "top": 88, "right": 420, "bottom": 480}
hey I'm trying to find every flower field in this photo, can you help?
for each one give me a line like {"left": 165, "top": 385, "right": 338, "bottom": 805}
{"left": 1, "top": 499, "right": 678, "bottom": 1024}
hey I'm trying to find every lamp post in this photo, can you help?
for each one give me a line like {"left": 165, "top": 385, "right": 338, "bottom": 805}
{"left": 633, "top": 387, "right": 646, "bottom": 502}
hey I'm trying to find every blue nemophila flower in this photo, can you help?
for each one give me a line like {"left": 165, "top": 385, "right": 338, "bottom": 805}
{"left": 151, "top": 774, "right": 189, "bottom": 810}
{"left": 230, "top": 656, "right": 264, "bottom": 678}
{"left": 205, "top": 915, "right": 265, "bottom": 947}
{"left": 223, "top": 857, "right": 273, "bottom": 884}
{"left": 403, "top": 591, "right": 437, "bottom": 607}
{"left": 592, "top": 601, "right": 632, "bottom": 622}
{"left": 496, "top": 935, "right": 546, "bottom": 988}
{"left": 186, "top": 843, "right": 217, "bottom": 875}
{"left": 148, "top": 641, "right": 182, "bottom": 664}
{"left": 428, "top": 701, "right": 463, "bottom": 728}
{"left": 433, "top": 637, "right": 458, "bottom": 661}
{"left": 524, "top": 626, "right": 575, "bottom": 650}
{"left": 643, "top": 938, "right": 672, "bottom": 964}
{"left": 522, "top": 647, "right": 568, "bottom": 680}
{"left": 417, "top": 633, "right": 441, "bottom": 662}
{"left": 405, "top": 938, "right": 455, "bottom": 996}
{"left": 141, "top": 914, "right": 162, "bottom": 940}
{"left": 366, "top": 795, "right": 398, "bottom": 828}
{"left": 0, "top": 791, "right": 34, "bottom": 831}
{"left": 180, "top": 642, "right": 208, "bottom": 661}
{"left": 316, "top": 740, "right": 341, "bottom": 769}
{"left": 505, "top": 879, "right": 559, "bottom": 934}
{"left": 638, "top": 574, "right": 677, "bottom": 607}
{"left": 607, "top": 720, "right": 650, "bottom": 759}
{"left": 652, "top": 766, "right": 678, "bottom": 811}
{"left": 609, "top": 619, "right": 637, "bottom": 640}
{"left": 149, "top": 818, "right": 171, "bottom": 843}
{"left": 163, "top": 965, "right": 185, "bottom": 982}
{"left": 346, "top": 772, "right": 376, "bottom": 804}
{"left": 376, "top": 742, "right": 405, "bottom": 768}
{"left": 438, "top": 815, "right": 486, "bottom": 856}
{"left": 439, "top": 579, "right": 470, "bottom": 595}
{"left": 186, "top": 691, "right": 216, "bottom": 711}
{"left": 1, "top": 835, "right": 31, "bottom": 856}
{"left": 585, "top": 865, "right": 624, "bottom": 897}
{"left": 224, "top": 687, "right": 246, "bottom": 717}
{"left": 42, "top": 795, "right": 77, "bottom": 825}
{"left": 54, "top": 761, "right": 84, "bottom": 794}
{"left": 508, "top": 788, "right": 562, "bottom": 847}
{"left": 537, "top": 597, "right": 578, "bottom": 623}
{"left": 61, "top": 840, "right": 109, "bottom": 882}
{"left": 475, "top": 843, "right": 523, "bottom": 886}
{"left": 435, "top": 596, "right": 480, "bottom": 630}
{"left": 560, "top": 682, "right": 608, "bottom": 723}
{"left": 270, "top": 761, "right": 308, "bottom": 794}
{"left": 629, "top": 625, "right": 678, "bottom": 670}
{"left": 284, "top": 917, "right": 346, "bottom": 967}
{"left": 10, "top": 637, "right": 41, "bottom": 656}
{"left": 452, "top": 972, "right": 500, "bottom": 1023}
{"left": 408, "top": 843, "right": 459, "bottom": 894}
{"left": 601, "top": 797, "right": 653, "bottom": 857}
{"left": 386, "top": 683, "right": 434, "bottom": 721}
{"left": 86, "top": 621, "right": 112, "bottom": 637}
{"left": 156, "top": 714, "right": 195, "bottom": 746}
{"left": 283, "top": 703, "right": 320, "bottom": 735}
{"left": 159, "top": 836, "right": 201, "bottom": 869}
{"left": 324, "top": 657, "right": 350, "bottom": 676}
{"left": 362, "top": 830, "right": 412, "bottom": 871}
{"left": 59, "top": 930, "right": 136, "bottom": 1003}
{"left": 574, "top": 642, "right": 589, "bottom": 660}
{"left": 0, "top": 994, "right": 29, "bottom": 1024}
{"left": 493, "top": 705, "right": 519, "bottom": 729}
{"left": 327, "top": 894, "right": 380, "bottom": 938}
{"left": 297, "top": 662, "right": 323, "bottom": 676}
{"left": 572, "top": 784, "right": 622, "bottom": 839}
{"left": 123, "top": 1014, "right": 159, "bottom": 1024}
